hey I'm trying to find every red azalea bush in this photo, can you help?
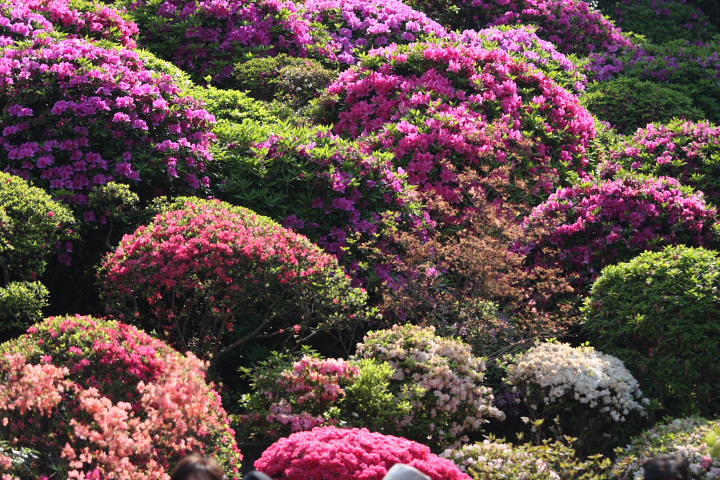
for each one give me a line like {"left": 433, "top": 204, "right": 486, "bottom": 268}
{"left": 321, "top": 40, "right": 595, "bottom": 214}
{"left": 99, "top": 198, "right": 372, "bottom": 364}
{"left": 0, "top": 315, "right": 242, "bottom": 479}
{"left": 255, "top": 426, "right": 471, "bottom": 480}
{"left": 0, "top": 37, "right": 215, "bottom": 217}
{"left": 521, "top": 175, "right": 719, "bottom": 290}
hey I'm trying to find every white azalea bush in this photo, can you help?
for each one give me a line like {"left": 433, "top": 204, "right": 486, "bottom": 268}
{"left": 611, "top": 417, "right": 720, "bottom": 480}
{"left": 354, "top": 324, "right": 505, "bottom": 448}
{"left": 505, "top": 341, "right": 648, "bottom": 452}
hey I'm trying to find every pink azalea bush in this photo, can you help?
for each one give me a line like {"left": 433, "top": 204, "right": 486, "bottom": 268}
{"left": 0, "top": 37, "right": 215, "bottom": 217}
{"left": 321, "top": 39, "right": 596, "bottom": 214}
{"left": 0, "top": 0, "right": 55, "bottom": 46}
{"left": 0, "top": 315, "right": 242, "bottom": 479}
{"left": 99, "top": 198, "right": 372, "bottom": 365}
{"left": 255, "top": 426, "right": 471, "bottom": 480}
{"left": 354, "top": 324, "right": 505, "bottom": 447}
{"left": 302, "top": 0, "right": 448, "bottom": 64}
{"left": 521, "top": 175, "right": 719, "bottom": 290}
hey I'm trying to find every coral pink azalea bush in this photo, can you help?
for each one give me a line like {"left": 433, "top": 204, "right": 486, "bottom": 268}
{"left": 0, "top": 37, "right": 215, "bottom": 217}
{"left": 321, "top": 39, "right": 595, "bottom": 214}
{"left": 99, "top": 198, "right": 372, "bottom": 364}
{"left": 255, "top": 426, "right": 471, "bottom": 480}
{"left": 0, "top": 315, "right": 242, "bottom": 479}
{"left": 521, "top": 175, "right": 719, "bottom": 290}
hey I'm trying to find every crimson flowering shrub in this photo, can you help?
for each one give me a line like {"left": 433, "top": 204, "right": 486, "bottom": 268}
{"left": 321, "top": 40, "right": 596, "bottom": 215}
{"left": 99, "top": 198, "right": 373, "bottom": 365}
{"left": 255, "top": 426, "right": 471, "bottom": 480}
{"left": 602, "top": 120, "right": 720, "bottom": 206}
{"left": 521, "top": 175, "right": 719, "bottom": 291}
{"left": 125, "top": 0, "right": 315, "bottom": 83}
{"left": 0, "top": 38, "right": 215, "bottom": 217}
{"left": 0, "top": 315, "right": 242, "bottom": 479}
{"left": 354, "top": 324, "right": 505, "bottom": 448}
{"left": 302, "top": 0, "right": 447, "bottom": 65}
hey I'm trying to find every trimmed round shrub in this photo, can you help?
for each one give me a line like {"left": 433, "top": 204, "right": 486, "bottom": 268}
{"left": 611, "top": 417, "right": 720, "bottom": 480}
{"left": 0, "top": 315, "right": 242, "bottom": 479}
{"left": 0, "top": 38, "right": 216, "bottom": 215}
{"left": 581, "top": 77, "right": 703, "bottom": 135}
{"left": 522, "top": 175, "right": 719, "bottom": 290}
{"left": 0, "top": 282, "right": 48, "bottom": 340}
{"left": 321, "top": 39, "right": 596, "bottom": 213}
{"left": 581, "top": 245, "right": 720, "bottom": 416}
{"left": 354, "top": 324, "right": 505, "bottom": 448}
{"left": 302, "top": 0, "right": 448, "bottom": 65}
{"left": 127, "top": 0, "right": 315, "bottom": 83}
{"left": 99, "top": 197, "right": 372, "bottom": 365}
{"left": 255, "top": 426, "right": 471, "bottom": 480}
{"left": 605, "top": 120, "right": 720, "bottom": 206}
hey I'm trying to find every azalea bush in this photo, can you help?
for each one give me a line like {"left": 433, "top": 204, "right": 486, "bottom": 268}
{"left": 582, "top": 245, "right": 720, "bottom": 416}
{"left": 521, "top": 175, "right": 719, "bottom": 291}
{"left": 255, "top": 426, "right": 471, "bottom": 480}
{"left": 0, "top": 37, "right": 216, "bottom": 215}
{"left": 603, "top": 120, "right": 720, "bottom": 206}
{"left": 320, "top": 39, "right": 596, "bottom": 216}
{"left": 611, "top": 417, "right": 720, "bottom": 480}
{"left": 99, "top": 197, "right": 372, "bottom": 366}
{"left": 504, "top": 341, "right": 647, "bottom": 452}
{"left": 0, "top": 315, "right": 242, "bottom": 479}
{"left": 354, "top": 324, "right": 505, "bottom": 448}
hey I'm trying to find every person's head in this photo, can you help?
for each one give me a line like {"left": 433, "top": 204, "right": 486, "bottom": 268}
{"left": 643, "top": 454, "right": 690, "bottom": 480}
{"left": 170, "top": 454, "right": 225, "bottom": 480}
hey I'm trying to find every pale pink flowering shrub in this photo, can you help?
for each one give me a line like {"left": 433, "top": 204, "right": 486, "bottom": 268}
{"left": 0, "top": 38, "right": 215, "bottom": 217}
{"left": 354, "top": 324, "right": 505, "bottom": 448}
{"left": 255, "top": 426, "right": 471, "bottom": 480}
{"left": 99, "top": 198, "right": 372, "bottom": 365}
{"left": 321, "top": 40, "right": 596, "bottom": 217}
{"left": 0, "top": 315, "right": 242, "bottom": 479}
{"left": 521, "top": 175, "right": 719, "bottom": 290}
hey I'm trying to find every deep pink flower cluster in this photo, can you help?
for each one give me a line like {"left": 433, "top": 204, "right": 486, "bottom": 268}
{"left": 522, "top": 176, "right": 719, "bottom": 288}
{"left": 303, "top": 0, "right": 448, "bottom": 64}
{"left": 255, "top": 426, "right": 471, "bottom": 480}
{"left": 603, "top": 120, "right": 720, "bottom": 206}
{"left": 100, "top": 199, "right": 367, "bottom": 363}
{"left": 129, "top": 0, "right": 314, "bottom": 82}
{"left": 0, "top": 315, "right": 242, "bottom": 479}
{"left": 0, "top": 38, "right": 215, "bottom": 216}
{"left": 0, "top": 0, "right": 54, "bottom": 46}
{"left": 324, "top": 40, "right": 595, "bottom": 216}
{"left": 472, "top": 0, "right": 634, "bottom": 55}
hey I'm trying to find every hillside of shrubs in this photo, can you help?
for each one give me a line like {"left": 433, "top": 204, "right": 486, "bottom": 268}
{"left": 0, "top": 0, "right": 719, "bottom": 478}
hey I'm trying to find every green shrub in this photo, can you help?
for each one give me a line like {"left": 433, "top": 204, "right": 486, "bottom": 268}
{"left": 0, "top": 282, "right": 48, "bottom": 340}
{"left": 581, "top": 245, "right": 720, "bottom": 416}
{"left": 192, "top": 87, "right": 279, "bottom": 125}
{"left": 581, "top": 78, "right": 703, "bottom": 134}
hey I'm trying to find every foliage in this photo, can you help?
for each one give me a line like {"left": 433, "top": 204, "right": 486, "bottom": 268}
{"left": 0, "top": 37, "right": 216, "bottom": 215}
{"left": 0, "top": 282, "right": 48, "bottom": 339}
{"left": 0, "top": 315, "right": 242, "bottom": 479}
{"left": 611, "top": 417, "right": 720, "bottom": 480}
{"left": 504, "top": 341, "right": 647, "bottom": 453}
{"left": 521, "top": 175, "right": 719, "bottom": 292}
{"left": 354, "top": 324, "right": 505, "bottom": 448}
{"left": 255, "top": 426, "right": 471, "bottom": 480}
{"left": 581, "top": 77, "right": 703, "bottom": 135}
{"left": 581, "top": 245, "right": 720, "bottom": 416}
{"left": 99, "top": 197, "right": 373, "bottom": 366}
{"left": 443, "top": 437, "right": 612, "bottom": 480}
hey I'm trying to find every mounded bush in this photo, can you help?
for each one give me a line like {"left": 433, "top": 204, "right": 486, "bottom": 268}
{"left": 0, "top": 315, "right": 242, "bottom": 479}
{"left": 522, "top": 175, "right": 719, "bottom": 290}
{"left": 99, "top": 197, "right": 373, "bottom": 365}
{"left": 320, "top": 39, "right": 596, "bottom": 214}
{"left": 581, "top": 77, "right": 703, "bottom": 135}
{"left": 255, "top": 426, "right": 471, "bottom": 480}
{"left": 581, "top": 245, "right": 720, "bottom": 416}
{"left": 611, "top": 417, "right": 720, "bottom": 480}
{"left": 0, "top": 37, "right": 216, "bottom": 215}
{"left": 354, "top": 324, "right": 505, "bottom": 448}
